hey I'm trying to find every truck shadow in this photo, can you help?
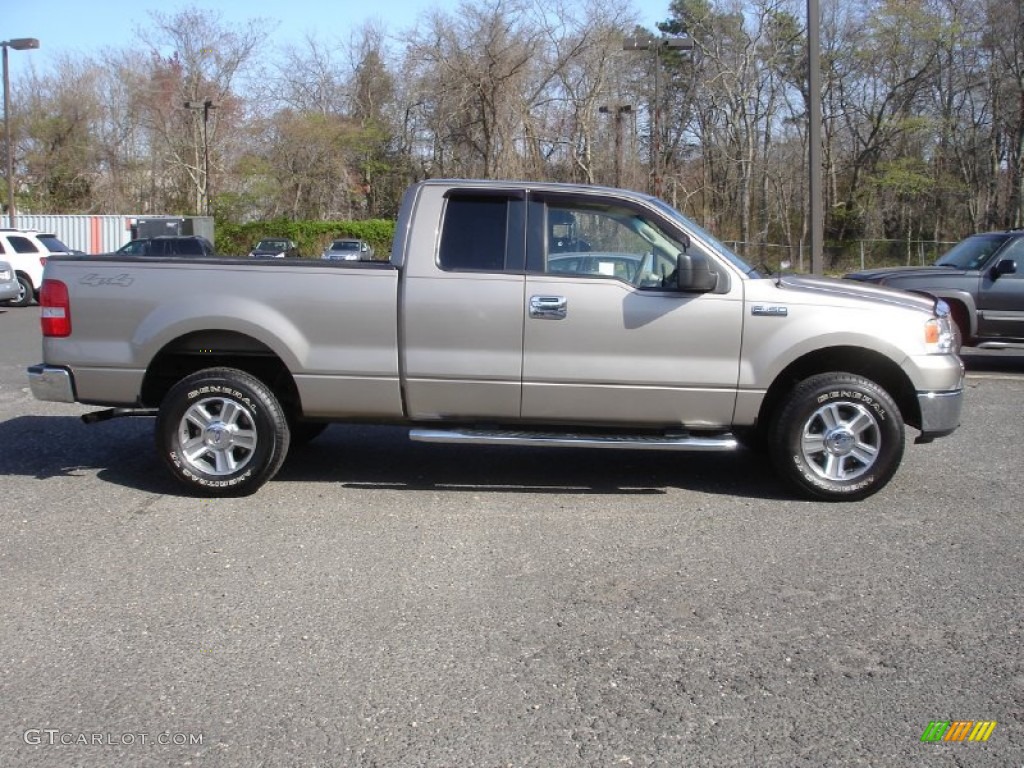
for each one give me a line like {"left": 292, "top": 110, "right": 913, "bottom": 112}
{"left": 0, "top": 414, "right": 178, "bottom": 494}
{"left": 0, "top": 416, "right": 791, "bottom": 500}
{"left": 278, "top": 425, "right": 789, "bottom": 499}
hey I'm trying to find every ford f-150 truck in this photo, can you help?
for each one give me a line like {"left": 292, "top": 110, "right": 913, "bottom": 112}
{"left": 28, "top": 179, "right": 964, "bottom": 501}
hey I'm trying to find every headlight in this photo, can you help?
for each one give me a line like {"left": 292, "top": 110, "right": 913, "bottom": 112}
{"left": 0, "top": 268, "right": 10, "bottom": 280}
{"left": 924, "top": 301, "right": 956, "bottom": 354}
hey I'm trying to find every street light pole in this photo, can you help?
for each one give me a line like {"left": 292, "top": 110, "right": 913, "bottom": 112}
{"left": 623, "top": 35, "right": 692, "bottom": 198}
{"left": 183, "top": 99, "right": 218, "bottom": 216}
{"left": 2, "top": 37, "right": 40, "bottom": 227}
{"left": 807, "top": 0, "right": 824, "bottom": 274}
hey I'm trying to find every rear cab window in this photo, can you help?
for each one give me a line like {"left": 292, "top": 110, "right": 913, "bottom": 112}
{"left": 437, "top": 191, "right": 525, "bottom": 273}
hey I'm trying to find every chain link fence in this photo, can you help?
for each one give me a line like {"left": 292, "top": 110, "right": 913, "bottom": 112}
{"left": 724, "top": 239, "right": 959, "bottom": 275}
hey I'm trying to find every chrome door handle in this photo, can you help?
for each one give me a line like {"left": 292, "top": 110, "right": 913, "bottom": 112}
{"left": 529, "top": 295, "right": 567, "bottom": 319}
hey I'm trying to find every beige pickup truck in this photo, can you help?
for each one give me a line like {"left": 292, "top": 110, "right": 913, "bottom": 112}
{"left": 29, "top": 179, "right": 963, "bottom": 500}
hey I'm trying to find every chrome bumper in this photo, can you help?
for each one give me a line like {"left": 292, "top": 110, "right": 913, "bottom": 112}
{"left": 27, "top": 364, "right": 76, "bottom": 403}
{"left": 915, "top": 388, "right": 963, "bottom": 442}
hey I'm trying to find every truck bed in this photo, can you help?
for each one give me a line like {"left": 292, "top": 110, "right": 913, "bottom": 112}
{"left": 40, "top": 256, "right": 404, "bottom": 418}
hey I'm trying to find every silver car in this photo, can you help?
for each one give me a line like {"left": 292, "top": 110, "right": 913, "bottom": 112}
{"left": 0, "top": 261, "right": 20, "bottom": 303}
{"left": 321, "top": 238, "right": 374, "bottom": 261}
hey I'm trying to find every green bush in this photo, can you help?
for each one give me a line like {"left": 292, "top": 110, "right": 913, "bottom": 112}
{"left": 217, "top": 219, "right": 396, "bottom": 259}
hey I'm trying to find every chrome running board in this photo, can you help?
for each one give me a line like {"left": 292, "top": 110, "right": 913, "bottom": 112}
{"left": 409, "top": 428, "right": 737, "bottom": 452}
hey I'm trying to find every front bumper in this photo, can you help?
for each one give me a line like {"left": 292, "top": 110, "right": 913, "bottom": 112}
{"left": 27, "top": 364, "right": 76, "bottom": 403}
{"left": 915, "top": 388, "right": 963, "bottom": 442}
{"left": 902, "top": 351, "right": 964, "bottom": 442}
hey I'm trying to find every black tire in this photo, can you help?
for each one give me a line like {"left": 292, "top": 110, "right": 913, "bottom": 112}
{"left": 155, "top": 367, "right": 290, "bottom": 496}
{"left": 8, "top": 274, "right": 34, "bottom": 307}
{"left": 769, "top": 372, "right": 904, "bottom": 502}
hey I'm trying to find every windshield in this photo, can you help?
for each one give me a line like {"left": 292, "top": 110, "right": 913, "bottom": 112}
{"left": 935, "top": 233, "right": 1015, "bottom": 270}
{"left": 257, "top": 240, "right": 288, "bottom": 250}
{"left": 647, "top": 197, "right": 761, "bottom": 277}
{"left": 117, "top": 240, "right": 146, "bottom": 255}
{"left": 332, "top": 241, "right": 360, "bottom": 251}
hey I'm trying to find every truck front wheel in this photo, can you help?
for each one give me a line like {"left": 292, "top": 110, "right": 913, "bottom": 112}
{"left": 769, "top": 373, "right": 904, "bottom": 501}
{"left": 155, "top": 367, "right": 291, "bottom": 496}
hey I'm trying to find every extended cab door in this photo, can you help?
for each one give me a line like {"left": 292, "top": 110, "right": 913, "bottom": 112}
{"left": 521, "top": 194, "right": 744, "bottom": 428}
{"left": 401, "top": 189, "right": 527, "bottom": 420}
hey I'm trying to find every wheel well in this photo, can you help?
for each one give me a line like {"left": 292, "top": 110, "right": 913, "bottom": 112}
{"left": 141, "top": 331, "right": 301, "bottom": 416}
{"left": 756, "top": 346, "right": 921, "bottom": 434}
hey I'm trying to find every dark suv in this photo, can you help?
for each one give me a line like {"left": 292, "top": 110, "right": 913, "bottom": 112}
{"left": 116, "top": 235, "right": 216, "bottom": 257}
{"left": 846, "top": 231, "right": 1024, "bottom": 349}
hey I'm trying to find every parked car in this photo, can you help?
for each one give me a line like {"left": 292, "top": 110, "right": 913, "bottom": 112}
{"left": 321, "top": 238, "right": 374, "bottom": 261}
{"left": 0, "top": 228, "right": 75, "bottom": 306}
{"left": 0, "top": 260, "right": 20, "bottom": 303}
{"left": 248, "top": 238, "right": 299, "bottom": 258}
{"left": 115, "top": 235, "right": 217, "bottom": 257}
{"left": 845, "top": 230, "right": 1024, "bottom": 349}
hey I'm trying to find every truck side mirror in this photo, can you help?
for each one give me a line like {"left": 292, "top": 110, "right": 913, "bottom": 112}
{"left": 993, "top": 258, "right": 1017, "bottom": 278}
{"left": 674, "top": 251, "right": 718, "bottom": 292}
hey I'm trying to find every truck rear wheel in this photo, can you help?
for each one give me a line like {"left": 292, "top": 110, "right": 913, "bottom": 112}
{"left": 769, "top": 372, "right": 904, "bottom": 501}
{"left": 155, "top": 367, "right": 290, "bottom": 496}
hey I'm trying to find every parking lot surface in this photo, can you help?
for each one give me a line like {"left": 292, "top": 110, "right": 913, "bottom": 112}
{"left": 1, "top": 305, "right": 1022, "bottom": 767}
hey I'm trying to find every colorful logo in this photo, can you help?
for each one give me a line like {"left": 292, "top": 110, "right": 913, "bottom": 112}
{"left": 921, "top": 721, "right": 997, "bottom": 742}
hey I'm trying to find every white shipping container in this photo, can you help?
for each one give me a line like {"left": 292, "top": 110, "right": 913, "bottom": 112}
{"left": 13, "top": 214, "right": 140, "bottom": 255}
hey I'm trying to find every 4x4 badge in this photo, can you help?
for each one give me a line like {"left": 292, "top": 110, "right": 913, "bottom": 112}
{"left": 79, "top": 273, "right": 134, "bottom": 287}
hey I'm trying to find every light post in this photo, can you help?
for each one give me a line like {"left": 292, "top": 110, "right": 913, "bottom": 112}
{"left": 183, "top": 99, "right": 218, "bottom": 216}
{"left": 598, "top": 105, "right": 632, "bottom": 188}
{"left": 623, "top": 35, "right": 692, "bottom": 198}
{"left": 807, "top": 0, "right": 824, "bottom": 274}
{"left": 3, "top": 37, "right": 40, "bottom": 227}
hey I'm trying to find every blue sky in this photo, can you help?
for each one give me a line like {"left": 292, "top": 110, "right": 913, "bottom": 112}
{"left": 4, "top": 0, "right": 674, "bottom": 80}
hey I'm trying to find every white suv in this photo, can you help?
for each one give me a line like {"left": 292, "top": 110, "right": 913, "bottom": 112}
{"left": 0, "top": 229, "right": 75, "bottom": 306}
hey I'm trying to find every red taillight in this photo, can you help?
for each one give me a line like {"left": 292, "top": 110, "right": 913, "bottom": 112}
{"left": 40, "top": 279, "right": 71, "bottom": 337}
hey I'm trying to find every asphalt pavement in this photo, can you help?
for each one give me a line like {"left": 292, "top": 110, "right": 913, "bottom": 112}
{"left": 1, "top": 304, "right": 1022, "bottom": 767}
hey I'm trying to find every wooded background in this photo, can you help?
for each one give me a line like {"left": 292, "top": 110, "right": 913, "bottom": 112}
{"left": 5, "top": 0, "right": 1024, "bottom": 268}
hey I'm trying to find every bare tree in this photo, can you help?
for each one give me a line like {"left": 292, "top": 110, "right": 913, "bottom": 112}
{"left": 137, "top": 6, "right": 271, "bottom": 215}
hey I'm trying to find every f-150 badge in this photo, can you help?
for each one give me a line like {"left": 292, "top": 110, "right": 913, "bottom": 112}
{"left": 751, "top": 305, "right": 788, "bottom": 316}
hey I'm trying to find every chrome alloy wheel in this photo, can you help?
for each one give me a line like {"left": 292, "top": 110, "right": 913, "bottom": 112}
{"left": 799, "top": 401, "right": 880, "bottom": 482}
{"left": 177, "top": 396, "right": 259, "bottom": 476}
